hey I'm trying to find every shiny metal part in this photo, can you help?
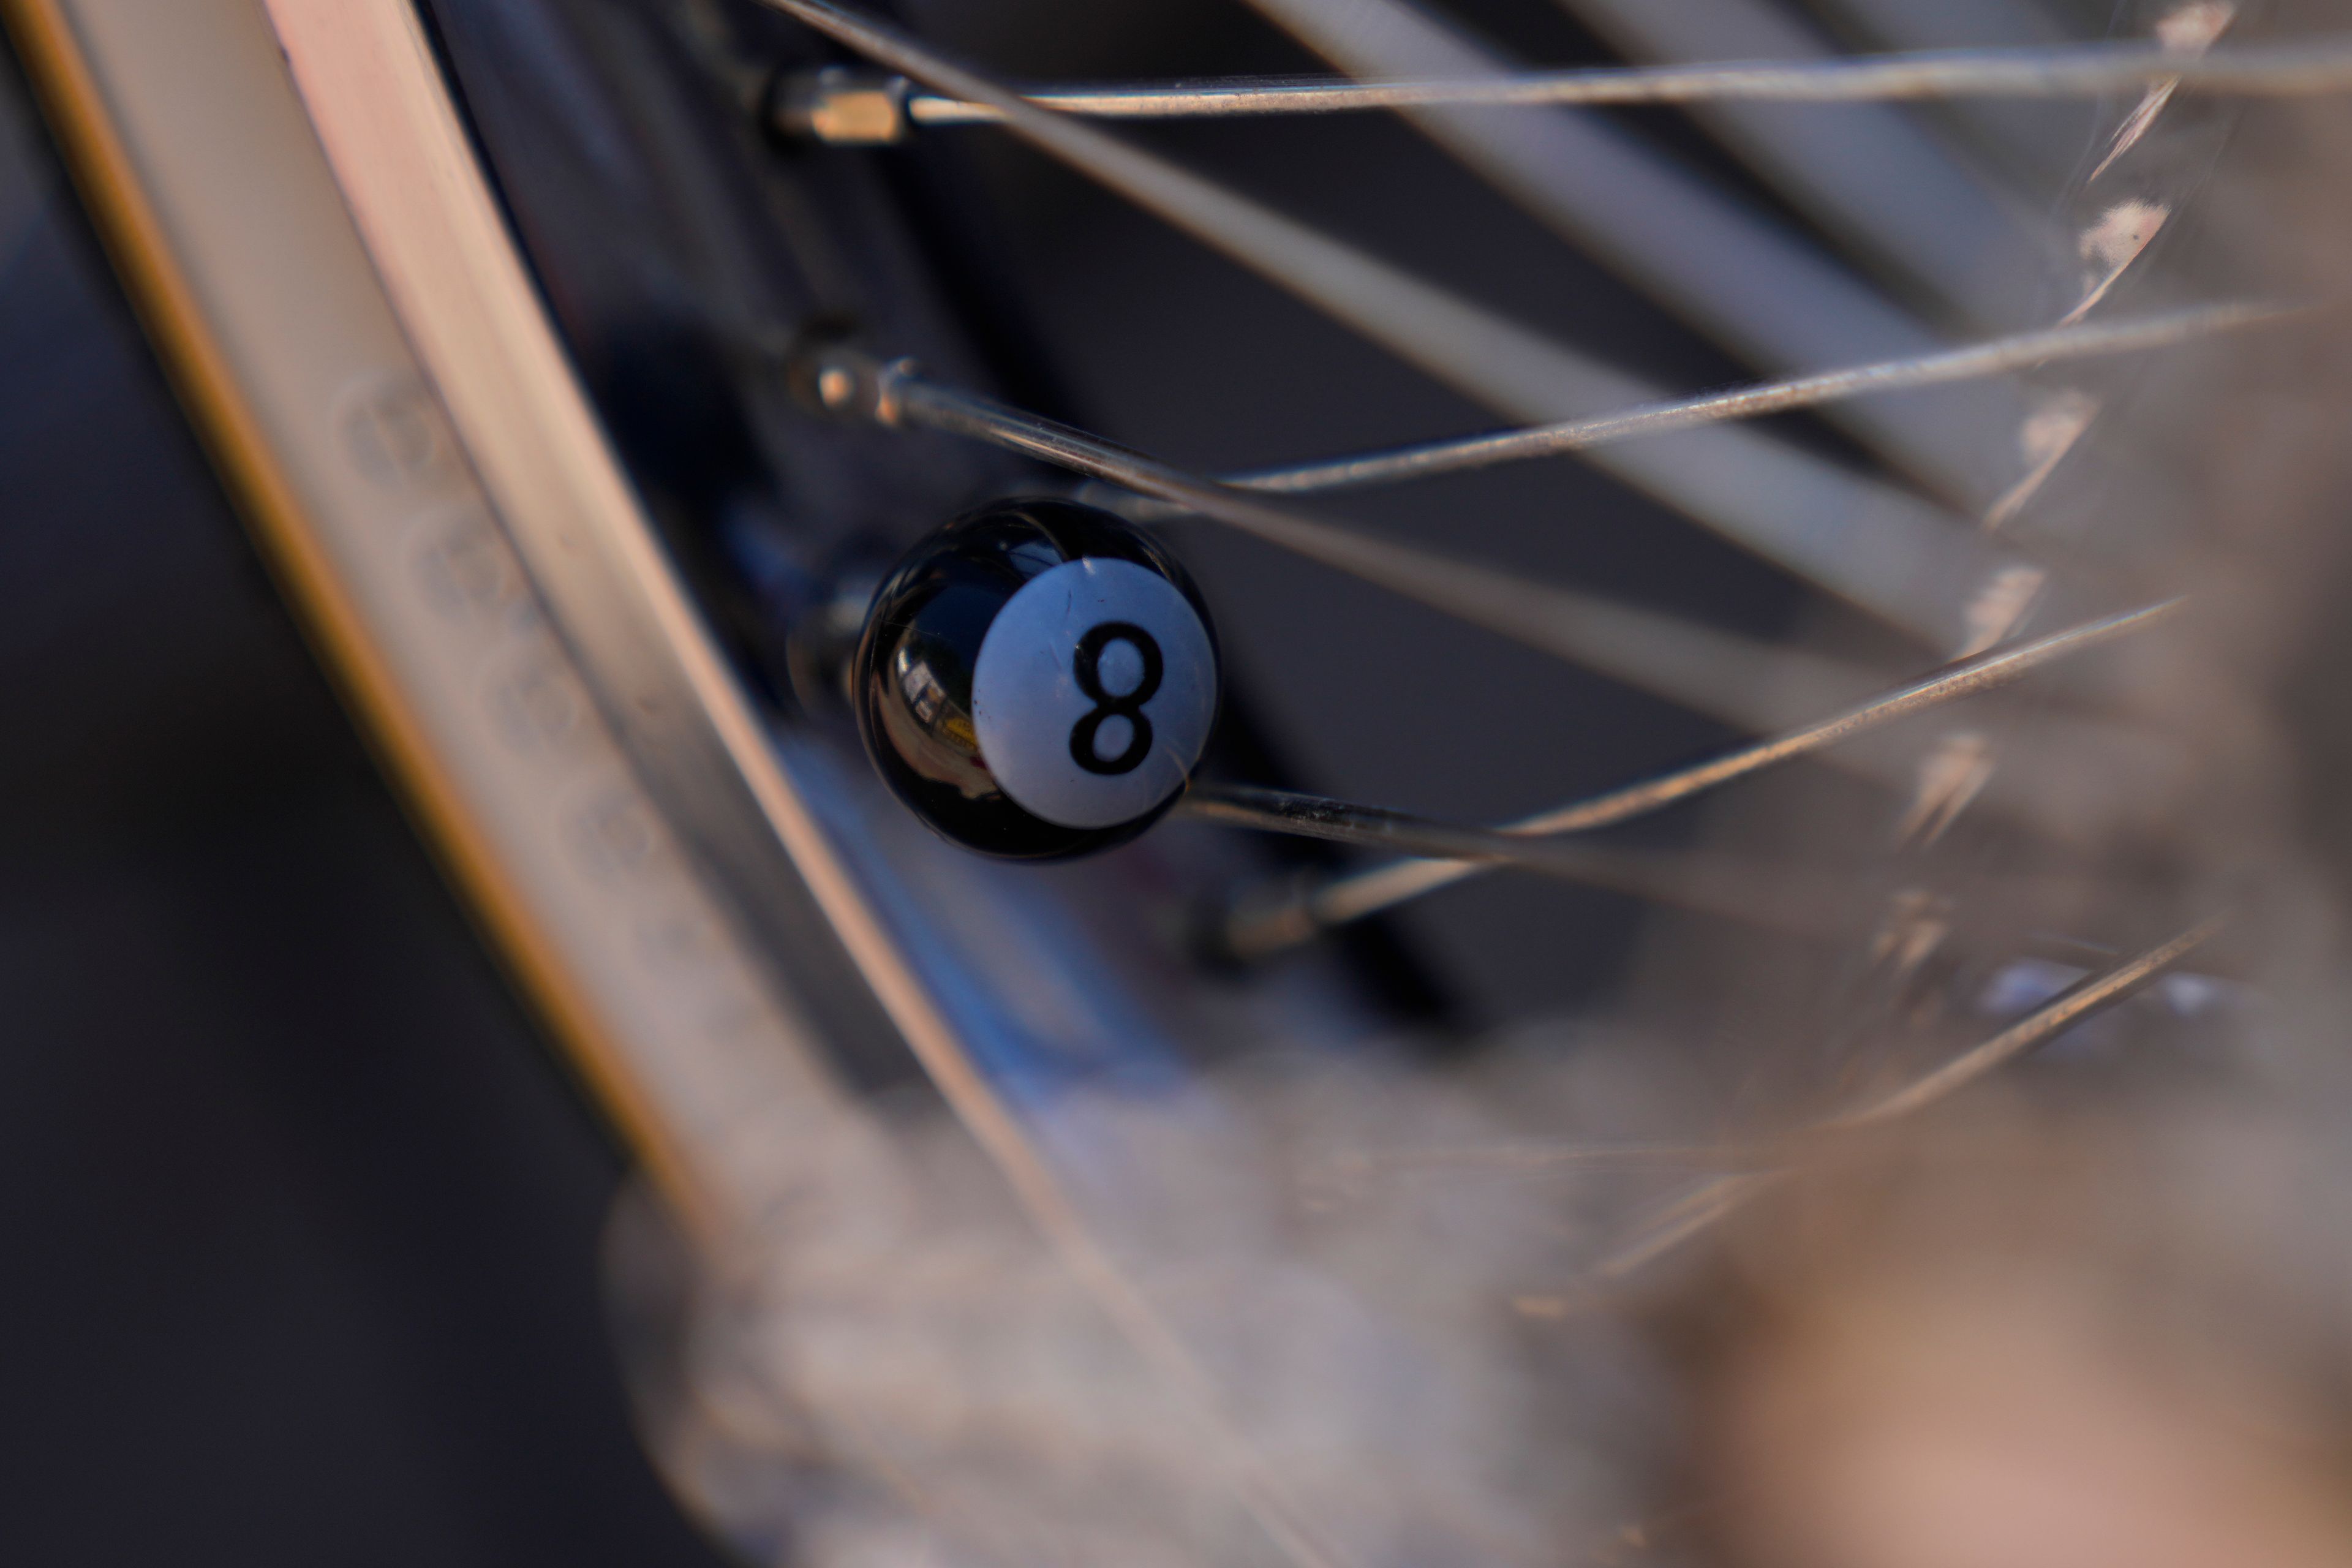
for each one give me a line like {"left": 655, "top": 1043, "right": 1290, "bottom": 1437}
{"left": 1188, "top": 301, "right": 2296, "bottom": 497}
{"left": 1982, "top": 388, "right": 2100, "bottom": 530}
{"left": 1820, "top": 912, "right": 2231, "bottom": 1130}
{"left": 1807, "top": 7, "right": 2228, "bottom": 1126}
{"left": 1182, "top": 785, "right": 1860, "bottom": 933}
{"left": 760, "top": 0, "right": 2005, "bottom": 647}
{"left": 1238, "top": 0, "right": 2004, "bottom": 503}
{"left": 1591, "top": 912, "right": 2228, "bottom": 1278}
{"left": 2062, "top": 199, "right": 2171, "bottom": 325}
{"left": 1810, "top": 0, "right": 2092, "bottom": 191}
{"left": 1545, "top": 0, "right": 2045, "bottom": 326}
{"left": 774, "top": 37, "right": 2352, "bottom": 140}
{"left": 773, "top": 63, "right": 910, "bottom": 144}
{"left": 1212, "top": 598, "right": 2182, "bottom": 960}
{"left": 5, "top": 0, "right": 889, "bottom": 1238}
{"left": 2087, "top": 2, "right": 2237, "bottom": 183}
{"left": 809, "top": 349, "right": 1888, "bottom": 733}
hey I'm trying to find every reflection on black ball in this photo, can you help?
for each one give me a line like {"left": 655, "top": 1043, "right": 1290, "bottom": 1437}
{"left": 853, "top": 497, "right": 1221, "bottom": 859}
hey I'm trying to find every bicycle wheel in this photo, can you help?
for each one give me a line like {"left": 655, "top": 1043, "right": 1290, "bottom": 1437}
{"left": 14, "top": 0, "right": 2352, "bottom": 1562}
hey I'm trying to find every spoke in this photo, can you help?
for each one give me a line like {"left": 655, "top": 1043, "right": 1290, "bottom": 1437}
{"left": 811, "top": 350, "right": 1881, "bottom": 731}
{"left": 1547, "top": 0, "right": 2050, "bottom": 328}
{"left": 1195, "top": 791, "right": 2184, "bottom": 956}
{"left": 1823, "top": 911, "right": 2230, "bottom": 1129}
{"left": 2089, "top": 3, "right": 2237, "bottom": 183}
{"left": 1982, "top": 388, "right": 2099, "bottom": 530}
{"left": 761, "top": 0, "right": 2002, "bottom": 648}
{"left": 1806, "top": 0, "right": 2095, "bottom": 192}
{"left": 1182, "top": 783, "right": 1858, "bottom": 934}
{"left": 1593, "top": 1173, "right": 1770, "bottom": 1281}
{"left": 2060, "top": 199, "right": 2170, "bottom": 325}
{"left": 1814, "top": 11, "right": 2208, "bottom": 1053}
{"left": 1810, "top": 0, "right": 2072, "bottom": 58}
{"left": 1213, "top": 598, "right": 2180, "bottom": 960}
{"left": 1210, "top": 302, "right": 2293, "bottom": 496}
{"left": 786, "top": 38, "right": 2352, "bottom": 131}
{"left": 1240, "top": 0, "right": 2007, "bottom": 507}
{"left": 1590, "top": 912, "right": 2227, "bottom": 1277}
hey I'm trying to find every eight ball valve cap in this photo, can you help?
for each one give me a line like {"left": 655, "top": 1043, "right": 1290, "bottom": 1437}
{"left": 853, "top": 498, "right": 1221, "bottom": 859}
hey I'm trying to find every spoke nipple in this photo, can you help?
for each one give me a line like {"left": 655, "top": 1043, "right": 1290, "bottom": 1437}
{"left": 813, "top": 362, "right": 858, "bottom": 410}
{"left": 872, "top": 358, "right": 915, "bottom": 426}
{"left": 791, "top": 342, "right": 917, "bottom": 428}
{"left": 772, "top": 67, "right": 911, "bottom": 145}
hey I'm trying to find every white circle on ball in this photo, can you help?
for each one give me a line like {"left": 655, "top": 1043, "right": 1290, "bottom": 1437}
{"left": 971, "top": 557, "right": 1217, "bottom": 831}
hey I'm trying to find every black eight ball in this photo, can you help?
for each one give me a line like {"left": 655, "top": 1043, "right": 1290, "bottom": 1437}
{"left": 853, "top": 498, "right": 1221, "bottom": 859}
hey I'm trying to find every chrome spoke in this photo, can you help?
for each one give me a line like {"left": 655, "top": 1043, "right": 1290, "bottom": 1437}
{"left": 1213, "top": 599, "right": 2180, "bottom": 960}
{"left": 2060, "top": 199, "right": 2171, "bottom": 325}
{"left": 761, "top": 0, "right": 2001, "bottom": 647}
{"left": 1590, "top": 913, "right": 2227, "bottom": 1277}
{"left": 810, "top": 350, "right": 1885, "bottom": 729}
{"left": 2088, "top": 2, "right": 2237, "bottom": 183}
{"left": 1240, "top": 0, "right": 2008, "bottom": 504}
{"left": 1592, "top": 1173, "right": 1770, "bottom": 1281}
{"left": 784, "top": 37, "right": 2352, "bottom": 132}
{"left": 1182, "top": 783, "right": 1856, "bottom": 934}
{"left": 1981, "top": 388, "right": 2100, "bottom": 529}
{"left": 1802, "top": 0, "right": 2094, "bottom": 197}
{"left": 1203, "top": 302, "right": 2293, "bottom": 497}
{"left": 1820, "top": 912, "right": 2230, "bottom": 1130}
{"left": 1547, "top": 0, "right": 2050, "bottom": 327}
{"left": 1831, "top": 7, "right": 2220, "bottom": 1061}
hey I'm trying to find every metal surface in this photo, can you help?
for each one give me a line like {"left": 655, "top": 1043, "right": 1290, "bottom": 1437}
{"left": 778, "top": 38, "right": 2352, "bottom": 135}
{"left": 1175, "top": 301, "right": 2297, "bottom": 497}
{"left": 0, "top": 39, "right": 723, "bottom": 1556}
{"left": 763, "top": 0, "right": 2003, "bottom": 650}
{"left": 815, "top": 349, "right": 2000, "bottom": 701}
{"left": 1593, "top": 913, "right": 2230, "bottom": 1279}
{"left": 816, "top": 350, "right": 2182, "bottom": 884}
{"left": 1237, "top": 0, "right": 2009, "bottom": 503}
{"left": 1200, "top": 598, "right": 2181, "bottom": 957}
{"left": 1, "top": 0, "right": 890, "bottom": 1241}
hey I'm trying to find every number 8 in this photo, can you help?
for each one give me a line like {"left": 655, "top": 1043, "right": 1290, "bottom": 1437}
{"left": 1069, "top": 622, "right": 1164, "bottom": 776}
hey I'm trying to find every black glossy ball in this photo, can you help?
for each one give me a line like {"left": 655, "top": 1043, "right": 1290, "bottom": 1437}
{"left": 853, "top": 497, "right": 1221, "bottom": 859}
